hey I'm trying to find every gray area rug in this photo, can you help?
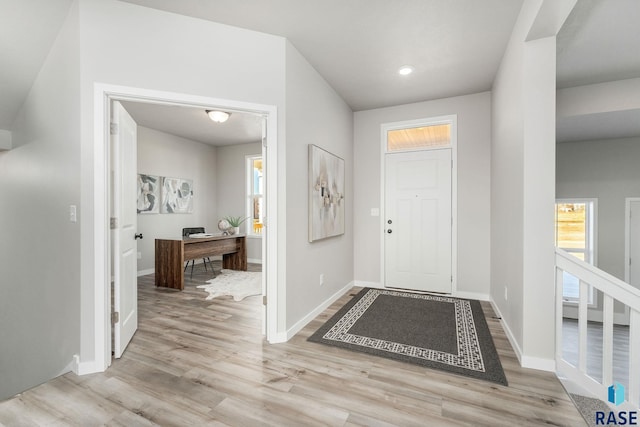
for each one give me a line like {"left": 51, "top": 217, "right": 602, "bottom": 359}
{"left": 309, "top": 287, "right": 508, "bottom": 386}
{"left": 570, "top": 394, "right": 611, "bottom": 427}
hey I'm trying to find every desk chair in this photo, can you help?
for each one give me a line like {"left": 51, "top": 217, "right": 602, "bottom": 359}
{"left": 182, "top": 227, "right": 215, "bottom": 278}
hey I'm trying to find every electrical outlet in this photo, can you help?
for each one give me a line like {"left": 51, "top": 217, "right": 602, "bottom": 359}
{"left": 69, "top": 205, "right": 77, "bottom": 223}
{"left": 504, "top": 286, "right": 508, "bottom": 301}
{"left": 320, "top": 273, "right": 324, "bottom": 286}
{"left": 137, "top": 252, "right": 142, "bottom": 259}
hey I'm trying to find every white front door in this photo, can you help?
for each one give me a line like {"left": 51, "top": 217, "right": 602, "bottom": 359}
{"left": 384, "top": 149, "right": 452, "bottom": 293}
{"left": 112, "top": 101, "right": 138, "bottom": 358}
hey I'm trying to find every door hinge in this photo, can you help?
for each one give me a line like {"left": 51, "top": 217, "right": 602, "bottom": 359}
{"left": 110, "top": 122, "right": 118, "bottom": 135}
{"left": 110, "top": 217, "right": 118, "bottom": 229}
{"left": 112, "top": 311, "right": 119, "bottom": 324}
{"left": 263, "top": 295, "right": 267, "bottom": 306}
{"left": 451, "top": 276, "right": 453, "bottom": 283}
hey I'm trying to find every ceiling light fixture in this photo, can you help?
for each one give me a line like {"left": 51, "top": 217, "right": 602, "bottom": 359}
{"left": 206, "top": 110, "right": 231, "bottom": 123}
{"left": 398, "top": 65, "right": 414, "bottom": 76}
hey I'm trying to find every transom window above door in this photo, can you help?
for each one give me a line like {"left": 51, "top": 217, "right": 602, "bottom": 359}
{"left": 386, "top": 123, "right": 451, "bottom": 152}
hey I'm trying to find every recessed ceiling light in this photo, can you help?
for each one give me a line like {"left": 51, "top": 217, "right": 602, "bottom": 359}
{"left": 398, "top": 65, "right": 414, "bottom": 76}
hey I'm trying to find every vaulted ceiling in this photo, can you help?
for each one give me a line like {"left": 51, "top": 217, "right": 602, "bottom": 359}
{"left": 1, "top": 0, "right": 639, "bottom": 144}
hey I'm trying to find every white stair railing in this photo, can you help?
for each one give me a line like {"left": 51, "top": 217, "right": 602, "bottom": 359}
{"left": 556, "top": 248, "right": 640, "bottom": 409}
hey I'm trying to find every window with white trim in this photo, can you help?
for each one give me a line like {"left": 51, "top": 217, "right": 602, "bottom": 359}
{"left": 555, "top": 199, "right": 597, "bottom": 304}
{"left": 246, "top": 155, "right": 263, "bottom": 236}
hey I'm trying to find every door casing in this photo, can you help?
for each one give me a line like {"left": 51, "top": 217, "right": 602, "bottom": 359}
{"left": 85, "top": 83, "right": 280, "bottom": 374}
{"left": 380, "top": 115, "right": 457, "bottom": 294}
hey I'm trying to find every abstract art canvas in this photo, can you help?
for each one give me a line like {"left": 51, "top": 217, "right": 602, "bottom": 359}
{"left": 309, "top": 144, "right": 345, "bottom": 242}
{"left": 137, "top": 174, "right": 159, "bottom": 214}
{"left": 161, "top": 177, "right": 193, "bottom": 214}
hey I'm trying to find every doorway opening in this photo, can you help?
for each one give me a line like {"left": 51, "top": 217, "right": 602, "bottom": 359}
{"left": 90, "top": 84, "right": 279, "bottom": 372}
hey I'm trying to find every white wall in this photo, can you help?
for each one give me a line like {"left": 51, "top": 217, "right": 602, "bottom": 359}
{"left": 353, "top": 92, "right": 492, "bottom": 298}
{"left": 557, "top": 137, "right": 640, "bottom": 281}
{"left": 284, "top": 41, "right": 354, "bottom": 330}
{"left": 78, "top": 0, "right": 287, "bottom": 366}
{"left": 491, "top": 0, "right": 573, "bottom": 369}
{"left": 136, "top": 128, "right": 264, "bottom": 271}
{"left": 0, "top": 129, "right": 11, "bottom": 150}
{"left": 557, "top": 78, "right": 640, "bottom": 118}
{"left": 136, "top": 126, "right": 218, "bottom": 272}
{"left": 216, "top": 141, "right": 263, "bottom": 263}
{"left": 0, "top": 3, "right": 80, "bottom": 401}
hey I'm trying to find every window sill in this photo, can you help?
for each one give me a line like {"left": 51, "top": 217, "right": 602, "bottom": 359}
{"left": 562, "top": 299, "right": 597, "bottom": 309}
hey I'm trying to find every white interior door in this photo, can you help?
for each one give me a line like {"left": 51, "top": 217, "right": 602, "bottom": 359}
{"left": 112, "top": 101, "right": 138, "bottom": 358}
{"left": 384, "top": 149, "right": 452, "bottom": 293}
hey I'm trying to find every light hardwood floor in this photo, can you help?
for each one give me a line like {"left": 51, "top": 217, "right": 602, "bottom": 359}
{"left": 562, "top": 318, "right": 630, "bottom": 389}
{"left": 0, "top": 263, "right": 586, "bottom": 426}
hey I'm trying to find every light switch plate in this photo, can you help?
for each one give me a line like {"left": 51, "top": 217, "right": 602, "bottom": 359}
{"left": 371, "top": 208, "right": 380, "bottom": 217}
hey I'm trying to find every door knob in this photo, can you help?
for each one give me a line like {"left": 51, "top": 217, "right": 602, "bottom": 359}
{"left": 387, "top": 229, "right": 392, "bottom": 234}
{"left": 135, "top": 233, "right": 144, "bottom": 240}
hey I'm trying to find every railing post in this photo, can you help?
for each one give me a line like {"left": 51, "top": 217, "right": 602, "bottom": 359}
{"left": 602, "top": 294, "right": 614, "bottom": 387}
{"left": 629, "top": 309, "right": 640, "bottom": 406}
{"left": 578, "top": 280, "right": 589, "bottom": 373}
{"left": 556, "top": 267, "right": 565, "bottom": 361}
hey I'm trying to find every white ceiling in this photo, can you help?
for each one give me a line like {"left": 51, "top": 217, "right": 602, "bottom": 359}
{"left": 0, "top": 0, "right": 73, "bottom": 129}
{"left": 120, "top": 101, "right": 263, "bottom": 146}
{"left": 1, "top": 0, "right": 639, "bottom": 145}
{"left": 556, "top": 0, "right": 640, "bottom": 89}
{"left": 555, "top": 0, "right": 640, "bottom": 143}
{"left": 120, "top": 0, "right": 525, "bottom": 112}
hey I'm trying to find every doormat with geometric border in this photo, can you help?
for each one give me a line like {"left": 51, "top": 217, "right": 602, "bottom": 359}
{"left": 308, "top": 287, "right": 508, "bottom": 386}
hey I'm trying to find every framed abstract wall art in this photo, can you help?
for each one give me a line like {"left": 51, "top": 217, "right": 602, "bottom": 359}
{"left": 308, "top": 144, "right": 345, "bottom": 242}
{"left": 137, "top": 174, "right": 159, "bottom": 214}
{"left": 160, "top": 176, "right": 193, "bottom": 214}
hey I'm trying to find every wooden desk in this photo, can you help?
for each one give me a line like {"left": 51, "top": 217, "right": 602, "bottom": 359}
{"left": 155, "top": 234, "right": 247, "bottom": 290}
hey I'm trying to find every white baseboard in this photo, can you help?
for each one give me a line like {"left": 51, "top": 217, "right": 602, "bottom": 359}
{"left": 489, "top": 298, "right": 555, "bottom": 372}
{"left": 354, "top": 281, "right": 488, "bottom": 302}
{"left": 76, "top": 360, "right": 101, "bottom": 375}
{"left": 137, "top": 255, "right": 262, "bottom": 277}
{"left": 285, "top": 281, "right": 355, "bottom": 341}
{"left": 353, "top": 280, "right": 383, "bottom": 289}
{"left": 268, "top": 331, "right": 288, "bottom": 344}
{"left": 489, "top": 298, "right": 524, "bottom": 365}
{"left": 137, "top": 268, "right": 154, "bottom": 277}
{"left": 68, "top": 355, "right": 102, "bottom": 376}
{"left": 61, "top": 354, "right": 79, "bottom": 376}
{"left": 521, "top": 355, "right": 556, "bottom": 372}
{"left": 453, "top": 290, "right": 490, "bottom": 301}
